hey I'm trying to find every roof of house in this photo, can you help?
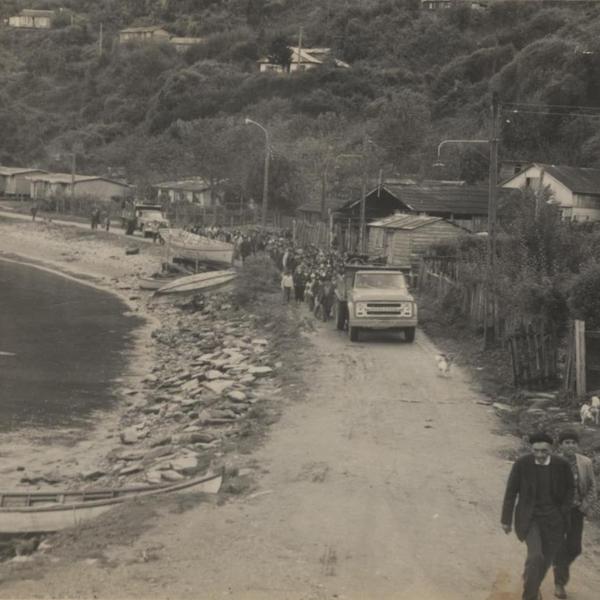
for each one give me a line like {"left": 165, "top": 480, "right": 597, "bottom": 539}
{"left": 369, "top": 214, "right": 449, "bottom": 230}
{"left": 390, "top": 184, "right": 490, "bottom": 215}
{"left": 0, "top": 166, "right": 47, "bottom": 176}
{"left": 170, "top": 37, "right": 204, "bottom": 45}
{"left": 120, "top": 26, "right": 169, "bottom": 34}
{"left": 540, "top": 164, "right": 600, "bottom": 195}
{"left": 153, "top": 178, "right": 211, "bottom": 192}
{"left": 27, "top": 173, "right": 130, "bottom": 186}
{"left": 19, "top": 9, "right": 55, "bottom": 17}
{"left": 259, "top": 46, "right": 350, "bottom": 69}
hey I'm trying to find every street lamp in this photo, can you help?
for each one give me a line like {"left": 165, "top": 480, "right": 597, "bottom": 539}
{"left": 435, "top": 95, "right": 500, "bottom": 348}
{"left": 244, "top": 118, "right": 270, "bottom": 228}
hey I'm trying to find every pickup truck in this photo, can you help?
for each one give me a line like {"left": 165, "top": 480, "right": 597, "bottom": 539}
{"left": 333, "top": 265, "right": 417, "bottom": 343}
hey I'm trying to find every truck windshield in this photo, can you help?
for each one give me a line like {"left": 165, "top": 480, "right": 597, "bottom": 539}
{"left": 354, "top": 273, "right": 408, "bottom": 290}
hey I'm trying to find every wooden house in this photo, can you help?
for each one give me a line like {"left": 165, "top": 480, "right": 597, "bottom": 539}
{"left": 501, "top": 163, "right": 600, "bottom": 222}
{"left": 258, "top": 47, "right": 349, "bottom": 73}
{"left": 8, "top": 9, "right": 54, "bottom": 29}
{"left": 119, "top": 26, "right": 170, "bottom": 44}
{"left": 170, "top": 37, "right": 205, "bottom": 52}
{"left": 27, "top": 173, "right": 132, "bottom": 202}
{"left": 0, "top": 167, "right": 48, "bottom": 197}
{"left": 368, "top": 214, "right": 467, "bottom": 268}
{"left": 153, "top": 178, "right": 220, "bottom": 207}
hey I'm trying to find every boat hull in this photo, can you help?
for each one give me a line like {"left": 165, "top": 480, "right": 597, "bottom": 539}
{"left": 0, "top": 472, "right": 222, "bottom": 534}
{"left": 155, "top": 270, "right": 237, "bottom": 295}
{"left": 164, "top": 229, "right": 234, "bottom": 266}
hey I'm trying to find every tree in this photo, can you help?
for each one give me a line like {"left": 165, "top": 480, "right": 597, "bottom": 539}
{"left": 267, "top": 35, "right": 292, "bottom": 72}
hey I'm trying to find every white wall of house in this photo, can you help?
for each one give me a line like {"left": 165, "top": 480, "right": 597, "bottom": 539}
{"left": 119, "top": 29, "right": 170, "bottom": 43}
{"left": 5, "top": 171, "right": 46, "bottom": 195}
{"left": 501, "top": 165, "right": 600, "bottom": 221}
{"left": 157, "top": 187, "right": 214, "bottom": 207}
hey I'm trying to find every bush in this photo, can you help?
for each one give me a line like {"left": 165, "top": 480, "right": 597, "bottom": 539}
{"left": 568, "top": 264, "right": 600, "bottom": 328}
{"left": 230, "top": 255, "right": 279, "bottom": 307}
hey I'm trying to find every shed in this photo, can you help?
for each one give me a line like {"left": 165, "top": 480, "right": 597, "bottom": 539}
{"left": 8, "top": 9, "right": 54, "bottom": 29}
{"left": 27, "top": 173, "right": 132, "bottom": 202}
{"left": 368, "top": 214, "right": 467, "bottom": 268}
{"left": 119, "top": 27, "right": 170, "bottom": 44}
{"left": 153, "top": 178, "right": 219, "bottom": 207}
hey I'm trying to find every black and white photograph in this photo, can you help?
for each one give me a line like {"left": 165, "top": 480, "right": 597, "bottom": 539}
{"left": 1, "top": 1, "right": 600, "bottom": 598}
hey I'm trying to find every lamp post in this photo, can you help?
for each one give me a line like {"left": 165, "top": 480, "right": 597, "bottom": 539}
{"left": 244, "top": 118, "right": 270, "bottom": 227}
{"left": 435, "top": 95, "right": 500, "bottom": 347}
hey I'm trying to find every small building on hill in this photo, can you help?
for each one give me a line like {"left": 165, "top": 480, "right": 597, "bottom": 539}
{"left": 368, "top": 214, "right": 467, "bottom": 268}
{"left": 258, "top": 47, "right": 350, "bottom": 73}
{"left": 153, "top": 178, "right": 220, "bottom": 207}
{"left": 119, "top": 26, "right": 170, "bottom": 44}
{"left": 0, "top": 167, "right": 48, "bottom": 197}
{"left": 8, "top": 9, "right": 55, "bottom": 29}
{"left": 27, "top": 173, "right": 132, "bottom": 202}
{"left": 501, "top": 163, "right": 600, "bottom": 222}
{"left": 169, "top": 37, "right": 205, "bottom": 52}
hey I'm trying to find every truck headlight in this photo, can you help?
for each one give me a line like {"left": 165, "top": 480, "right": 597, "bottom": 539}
{"left": 355, "top": 302, "right": 368, "bottom": 317}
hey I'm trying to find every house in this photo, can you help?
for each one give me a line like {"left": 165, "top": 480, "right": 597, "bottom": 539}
{"left": 119, "top": 26, "right": 171, "bottom": 44}
{"left": 258, "top": 47, "right": 350, "bottom": 73}
{"left": 335, "top": 182, "right": 492, "bottom": 233}
{"left": 27, "top": 173, "right": 132, "bottom": 202}
{"left": 368, "top": 214, "right": 467, "bottom": 268}
{"left": 169, "top": 37, "right": 205, "bottom": 52}
{"left": 501, "top": 163, "right": 600, "bottom": 222}
{"left": 8, "top": 9, "right": 54, "bottom": 29}
{"left": 0, "top": 167, "right": 48, "bottom": 197}
{"left": 153, "top": 178, "right": 220, "bottom": 208}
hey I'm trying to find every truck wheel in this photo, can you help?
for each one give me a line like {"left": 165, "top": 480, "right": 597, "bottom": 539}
{"left": 335, "top": 301, "right": 346, "bottom": 330}
{"left": 349, "top": 326, "right": 360, "bottom": 342}
{"left": 404, "top": 327, "right": 416, "bottom": 343}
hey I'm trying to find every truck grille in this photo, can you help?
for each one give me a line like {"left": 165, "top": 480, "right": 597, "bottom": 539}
{"left": 365, "top": 302, "right": 412, "bottom": 317}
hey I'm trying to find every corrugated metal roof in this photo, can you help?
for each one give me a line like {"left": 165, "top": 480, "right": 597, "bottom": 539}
{"left": 368, "top": 214, "right": 445, "bottom": 229}
{"left": 541, "top": 164, "right": 600, "bottom": 195}
{"left": 120, "top": 26, "right": 169, "bottom": 34}
{"left": 0, "top": 166, "right": 47, "bottom": 176}
{"left": 153, "top": 178, "right": 211, "bottom": 192}
{"left": 388, "top": 184, "right": 490, "bottom": 215}
{"left": 26, "top": 173, "right": 129, "bottom": 186}
{"left": 20, "top": 9, "right": 54, "bottom": 17}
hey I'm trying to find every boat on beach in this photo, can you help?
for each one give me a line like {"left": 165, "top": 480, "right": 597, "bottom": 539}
{"left": 155, "top": 269, "right": 237, "bottom": 295}
{"left": 0, "top": 471, "right": 223, "bottom": 534}
{"left": 163, "top": 228, "right": 235, "bottom": 267}
{"left": 138, "top": 274, "right": 181, "bottom": 290}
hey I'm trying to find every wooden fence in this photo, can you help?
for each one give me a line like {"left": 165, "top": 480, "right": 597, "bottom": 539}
{"left": 507, "top": 322, "right": 558, "bottom": 387}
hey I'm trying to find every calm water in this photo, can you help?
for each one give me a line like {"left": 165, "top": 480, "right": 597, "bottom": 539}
{"left": 0, "top": 259, "right": 143, "bottom": 431}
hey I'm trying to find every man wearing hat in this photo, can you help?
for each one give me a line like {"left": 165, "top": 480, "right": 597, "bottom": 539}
{"left": 501, "top": 432, "right": 575, "bottom": 600}
{"left": 552, "top": 430, "right": 597, "bottom": 599}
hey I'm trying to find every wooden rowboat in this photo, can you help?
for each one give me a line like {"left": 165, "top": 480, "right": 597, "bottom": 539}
{"left": 164, "top": 229, "right": 234, "bottom": 267}
{"left": 138, "top": 275, "right": 181, "bottom": 290}
{"left": 0, "top": 471, "right": 222, "bottom": 534}
{"left": 155, "top": 270, "right": 237, "bottom": 295}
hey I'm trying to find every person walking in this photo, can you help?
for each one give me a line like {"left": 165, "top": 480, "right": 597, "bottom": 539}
{"left": 281, "top": 270, "right": 293, "bottom": 304}
{"left": 553, "top": 430, "right": 597, "bottom": 599}
{"left": 501, "top": 432, "right": 575, "bottom": 600}
{"left": 30, "top": 203, "right": 39, "bottom": 221}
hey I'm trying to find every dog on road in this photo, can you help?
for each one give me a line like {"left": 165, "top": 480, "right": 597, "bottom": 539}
{"left": 436, "top": 354, "right": 452, "bottom": 377}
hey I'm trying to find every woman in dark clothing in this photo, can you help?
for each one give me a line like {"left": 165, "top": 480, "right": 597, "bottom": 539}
{"left": 293, "top": 268, "right": 306, "bottom": 303}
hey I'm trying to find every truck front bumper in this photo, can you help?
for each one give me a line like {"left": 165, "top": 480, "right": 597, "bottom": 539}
{"left": 348, "top": 317, "right": 418, "bottom": 330}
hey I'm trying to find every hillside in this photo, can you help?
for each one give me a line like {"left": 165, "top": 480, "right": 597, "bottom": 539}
{"left": 2, "top": 0, "right": 600, "bottom": 210}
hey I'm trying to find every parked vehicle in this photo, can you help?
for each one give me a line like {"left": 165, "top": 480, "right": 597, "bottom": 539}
{"left": 333, "top": 265, "right": 417, "bottom": 343}
{"left": 121, "top": 203, "right": 169, "bottom": 237}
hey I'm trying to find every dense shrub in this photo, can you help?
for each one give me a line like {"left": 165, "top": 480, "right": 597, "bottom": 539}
{"left": 568, "top": 264, "right": 600, "bottom": 328}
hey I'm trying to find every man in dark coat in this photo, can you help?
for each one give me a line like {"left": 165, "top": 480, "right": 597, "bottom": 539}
{"left": 501, "top": 432, "right": 575, "bottom": 600}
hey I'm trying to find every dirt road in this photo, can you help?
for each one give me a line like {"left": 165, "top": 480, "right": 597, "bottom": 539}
{"left": 3, "top": 319, "right": 600, "bottom": 599}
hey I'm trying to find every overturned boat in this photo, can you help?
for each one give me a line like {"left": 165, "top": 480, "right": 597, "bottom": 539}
{"left": 155, "top": 269, "right": 237, "bottom": 295}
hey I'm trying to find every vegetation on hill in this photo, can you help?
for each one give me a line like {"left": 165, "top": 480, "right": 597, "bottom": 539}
{"left": 2, "top": 0, "right": 600, "bottom": 211}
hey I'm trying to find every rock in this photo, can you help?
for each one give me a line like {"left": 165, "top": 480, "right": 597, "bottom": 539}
{"left": 240, "top": 374, "right": 256, "bottom": 385}
{"left": 228, "top": 390, "right": 247, "bottom": 403}
{"left": 203, "top": 379, "right": 235, "bottom": 395}
{"left": 247, "top": 366, "right": 273, "bottom": 377}
{"left": 120, "top": 462, "right": 143, "bottom": 475}
{"left": 143, "top": 445, "right": 175, "bottom": 462}
{"left": 170, "top": 455, "right": 198, "bottom": 474}
{"left": 529, "top": 398, "right": 555, "bottom": 409}
{"left": 145, "top": 471, "right": 163, "bottom": 485}
{"left": 252, "top": 338, "right": 269, "bottom": 346}
{"left": 205, "top": 369, "right": 224, "bottom": 381}
{"left": 171, "top": 432, "right": 217, "bottom": 445}
{"left": 81, "top": 469, "right": 106, "bottom": 481}
{"left": 150, "top": 436, "right": 172, "bottom": 448}
{"left": 120, "top": 428, "right": 139, "bottom": 444}
{"left": 492, "top": 402, "right": 515, "bottom": 413}
{"left": 161, "top": 470, "right": 185, "bottom": 482}
{"left": 181, "top": 379, "right": 200, "bottom": 392}
{"left": 125, "top": 246, "right": 140, "bottom": 256}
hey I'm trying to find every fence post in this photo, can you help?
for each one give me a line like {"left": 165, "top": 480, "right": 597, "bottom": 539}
{"left": 575, "top": 319, "right": 586, "bottom": 397}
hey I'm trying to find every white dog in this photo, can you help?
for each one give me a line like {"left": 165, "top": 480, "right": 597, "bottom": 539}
{"left": 436, "top": 354, "right": 452, "bottom": 377}
{"left": 580, "top": 397, "right": 600, "bottom": 426}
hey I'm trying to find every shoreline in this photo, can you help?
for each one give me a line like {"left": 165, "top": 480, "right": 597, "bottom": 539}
{"left": 0, "top": 218, "right": 164, "bottom": 490}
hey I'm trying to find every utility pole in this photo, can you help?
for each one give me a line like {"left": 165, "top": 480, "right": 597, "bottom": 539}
{"left": 297, "top": 26, "right": 303, "bottom": 72}
{"left": 484, "top": 92, "right": 500, "bottom": 349}
{"left": 320, "top": 164, "right": 327, "bottom": 221}
{"left": 359, "top": 133, "right": 368, "bottom": 253}
{"left": 98, "top": 23, "right": 103, "bottom": 57}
